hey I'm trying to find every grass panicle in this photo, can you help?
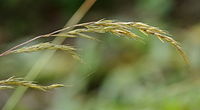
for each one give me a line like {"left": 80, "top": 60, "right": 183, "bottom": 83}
{"left": 0, "top": 19, "right": 188, "bottom": 64}
{"left": 0, "top": 76, "right": 64, "bottom": 91}
{"left": 0, "top": 19, "right": 189, "bottom": 90}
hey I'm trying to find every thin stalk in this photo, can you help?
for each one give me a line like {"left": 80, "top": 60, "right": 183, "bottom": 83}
{"left": 0, "top": 36, "right": 43, "bottom": 56}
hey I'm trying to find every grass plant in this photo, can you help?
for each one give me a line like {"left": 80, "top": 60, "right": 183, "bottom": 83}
{"left": 0, "top": 19, "right": 188, "bottom": 91}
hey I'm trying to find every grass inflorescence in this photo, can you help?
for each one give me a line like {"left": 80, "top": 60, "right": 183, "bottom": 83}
{"left": 0, "top": 19, "right": 189, "bottom": 90}
{"left": 0, "top": 76, "right": 64, "bottom": 91}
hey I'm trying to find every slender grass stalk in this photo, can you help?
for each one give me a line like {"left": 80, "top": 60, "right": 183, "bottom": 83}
{"left": 2, "top": 0, "right": 96, "bottom": 110}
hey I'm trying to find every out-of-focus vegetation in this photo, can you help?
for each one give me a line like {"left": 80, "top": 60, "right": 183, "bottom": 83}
{"left": 0, "top": 0, "right": 200, "bottom": 110}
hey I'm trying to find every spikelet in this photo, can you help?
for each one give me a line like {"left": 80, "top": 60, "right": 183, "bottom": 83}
{"left": 10, "top": 42, "right": 80, "bottom": 60}
{"left": 0, "top": 85, "right": 14, "bottom": 90}
{"left": 127, "top": 22, "right": 189, "bottom": 63}
{"left": 12, "top": 42, "right": 76, "bottom": 53}
{"left": 0, "top": 76, "right": 64, "bottom": 91}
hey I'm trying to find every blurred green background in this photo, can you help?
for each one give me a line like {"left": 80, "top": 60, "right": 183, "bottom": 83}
{"left": 0, "top": 0, "right": 200, "bottom": 110}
